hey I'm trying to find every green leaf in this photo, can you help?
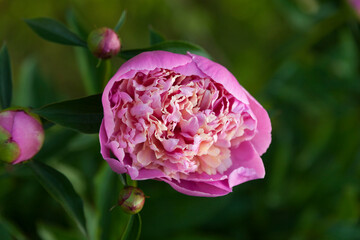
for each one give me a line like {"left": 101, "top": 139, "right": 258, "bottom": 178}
{"left": 32, "top": 94, "right": 103, "bottom": 134}
{"left": 114, "top": 10, "right": 127, "bottom": 33}
{"left": 0, "top": 44, "right": 12, "bottom": 109}
{"left": 119, "top": 40, "right": 211, "bottom": 60}
{"left": 149, "top": 27, "right": 166, "bottom": 45}
{"left": 25, "top": 18, "right": 87, "bottom": 47}
{"left": 29, "top": 160, "right": 87, "bottom": 237}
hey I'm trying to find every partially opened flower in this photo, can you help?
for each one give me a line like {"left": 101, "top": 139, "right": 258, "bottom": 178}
{"left": 0, "top": 109, "right": 44, "bottom": 164}
{"left": 100, "top": 51, "right": 271, "bottom": 197}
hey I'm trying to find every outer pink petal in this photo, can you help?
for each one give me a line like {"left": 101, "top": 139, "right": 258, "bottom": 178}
{"left": 226, "top": 141, "right": 265, "bottom": 188}
{"left": 160, "top": 178, "right": 231, "bottom": 197}
{"left": 187, "top": 53, "right": 249, "bottom": 105}
{"left": 245, "top": 92, "right": 272, "bottom": 155}
{"left": 0, "top": 111, "right": 16, "bottom": 133}
{"left": 99, "top": 121, "right": 127, "bottom": 174}
{"left": 100, "top": 120, "right": 169, "bottom": 180}
{"left": 12, "top": 112, "right": 44, "bottom": 164}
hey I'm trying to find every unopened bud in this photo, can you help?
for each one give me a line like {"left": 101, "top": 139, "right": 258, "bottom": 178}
{"left": 87, "top": 27, "right": 121, "bottom": 59}
{"left": 118, "top": 186, "right": 145, "bottom": 214}
{"left": 0, "top": 109, "right": 44, "bottom": 164}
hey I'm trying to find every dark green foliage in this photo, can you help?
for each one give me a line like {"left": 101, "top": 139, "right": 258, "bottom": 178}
{"left": 25, "top": 18, "right": 87, "bottom": 47}
{"left": 29, "top": 160, "right": 87, "bottom": 237}
{"left": 0, "top": 44, "right": 12, "bottom": 109}
{"left": 33, "top": 94, "right": 103, "bottom": 134}
{"left": 119, "top": 40, "right": 211, "bottom": 60}
{"left": 0, "top": 0, "right": 359, "bottom": 239}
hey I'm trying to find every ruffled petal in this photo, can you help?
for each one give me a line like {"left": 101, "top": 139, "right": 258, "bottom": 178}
{"left": 226, "top": 141, "right": 265, "bottom": 188}
{"left": 99, "top": 121, "right": 127, "bottom": 174}
{"left": 102, "top": 51, "right": 193, "bottom": 140}
{"left": 188, "top": 53, "right": 249, "bottom": 104}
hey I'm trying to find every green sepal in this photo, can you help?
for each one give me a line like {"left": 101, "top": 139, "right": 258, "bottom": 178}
{"left": 0, "top": 126, "right": 20, "bottom": 163}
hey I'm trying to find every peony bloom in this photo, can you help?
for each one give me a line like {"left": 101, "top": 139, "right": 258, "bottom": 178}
{"left": 87, "top": 27, "right": 121, "bottom": 59}
{"left": 100, "top": 51, "right": 271, "bottom": 197}
{"left": 0, "top": 110, "right": 44, "bottom": 164}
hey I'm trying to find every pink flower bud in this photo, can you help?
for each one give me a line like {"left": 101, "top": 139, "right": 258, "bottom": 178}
{"left": 118, "top": 186, "right": 145, "bottom": 214}
{"left": 87, "top": 27, "right": 121, "bottom": 59}
{"left": 0, "top": 110, "right": 44, "bottom": 164}
{"left": 349, "top": 0, "right": 360, "bottom": 16}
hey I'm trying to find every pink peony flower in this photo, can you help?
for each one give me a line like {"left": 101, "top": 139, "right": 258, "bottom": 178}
{"left": 0, "top": 110, "right": 44, "bottom": 164}
{"left": 100, "top": 51, "right": 271, "bottom": 197}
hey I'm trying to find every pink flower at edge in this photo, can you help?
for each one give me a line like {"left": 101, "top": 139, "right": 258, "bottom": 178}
{"left": 100, "top": 51, "right": 271, "bottom": 197}
{"left": 0, "top": 110, "right": 44, "bottom": 164}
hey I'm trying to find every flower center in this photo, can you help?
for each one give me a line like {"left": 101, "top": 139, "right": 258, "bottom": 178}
{"left": 109, "top": 68, "right": 256, "bottom": 179}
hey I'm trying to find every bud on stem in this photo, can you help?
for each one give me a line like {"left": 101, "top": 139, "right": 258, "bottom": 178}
{"left": 87, "top": 27, "right": 121, "bottom": 59}
{"left": 118, "top": 186, "right": 145, "bottom": 214}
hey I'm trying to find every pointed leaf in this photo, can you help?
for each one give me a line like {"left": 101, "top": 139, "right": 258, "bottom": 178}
{"left": 119, "top": 40, "right": 211, "bottom": 60}
{"left": 114, "top": 10, "right": 127, "bottom": 33}
{"left": 29, "top": 160, "right": 87, "bottom": 236}
{"left": 149, "top": 27, "right": 165, "bottom": 45}
{"left": 32, "top": 94, "right": 103, "bottom": 134}
{"left": 25, "top": 18, "right": 87, "bottom": 47}
{"left": 0, "top": 44, "right": 12, "bottom": 109}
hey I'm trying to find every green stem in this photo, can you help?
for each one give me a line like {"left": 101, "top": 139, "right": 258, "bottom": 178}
{"left": 102, "top": 60, "right": 112, "bottom": 90}
{"left": 135, "top": 214, "right": 142, "bottom": 240}
{"left": 126, "top": 174, "right": 137, "bottom": 187}
{"left": 120, "top": 214, "right": 134, "bottom": 240}
{"left": 118, "top": 174, "right": 126, "bottom": 186}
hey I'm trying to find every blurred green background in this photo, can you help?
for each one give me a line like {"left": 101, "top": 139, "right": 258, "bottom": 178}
{"left": 1, "top": 0, "right": 360, "bottom": 239}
